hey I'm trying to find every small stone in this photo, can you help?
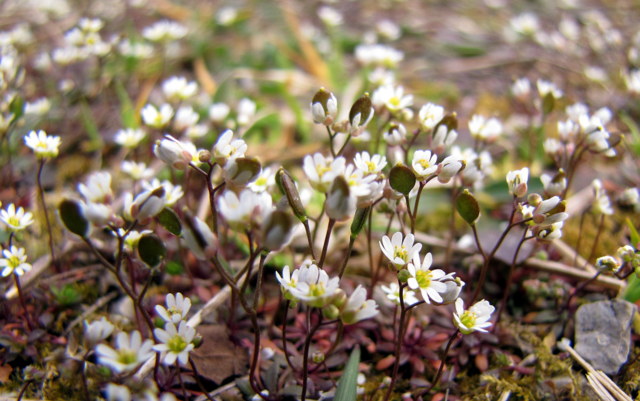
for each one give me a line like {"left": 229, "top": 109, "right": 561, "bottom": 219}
{"left": 574, "top": 300, "right": 636, "bottom": 374}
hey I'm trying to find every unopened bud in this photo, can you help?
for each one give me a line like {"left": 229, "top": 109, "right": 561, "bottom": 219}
{"left": 312, "top": 351, "right": 325, "bottom": 364}
{"left": 311, "top": 88, "right": 338, "bottom": 126}
{"left": 349, "top": 93, "right": 374, "bottom": 136}
{"left": 322, "top": 304, "right": 340, "bottom": 320}
{"left": 192, "top": 334, "right": 203, "bottom": 348}
{"left": 326, "top": 176, "right": 355, "bottom": 221}
{"left": 397, "top": 269, "right": 410, "bottom": 282}
{"left": 276, "top": 168, "right": 307, "bottom": 222}
{"left": 198, "top": 150, "right": 211, "bottom": 163}
{"left": 261, "top": 210, "right": 295, "bottom": 251}
{"left": 182, "top": 211, "right": 217, "bottom": 260}
{"left": 528, "top": 193, "right": 542, "bottom": 207}
{"left": 154, "top": 136, "right": 192, "bottom": 170}
{"left": 350, "top": 206, "right": 371, "bottom": 239}
{"left": 224, "top": 157, "right": 261, "bottom": 187}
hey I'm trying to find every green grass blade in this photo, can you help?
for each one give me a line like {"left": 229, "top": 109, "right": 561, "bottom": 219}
{"left": 334, "top": 347, "right": 360, "bottom": 401}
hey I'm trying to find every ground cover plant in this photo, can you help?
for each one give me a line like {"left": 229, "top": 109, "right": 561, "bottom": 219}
{"left": 1, "top": 0, "right": 640, "bottom": 400}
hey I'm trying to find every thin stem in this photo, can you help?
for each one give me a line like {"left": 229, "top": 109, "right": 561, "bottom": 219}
{"left": 253, "top": 252, "right": 268, "bottom": 311}
{"left": 301, "top": 309, "right": 323, "bottom": 401}
{"left": 573, "top": 212, "right": 586, "bottom": 267}
{"left": 338, "top": 237, "right": 356, "bottom": 278}
{"left": 14, "top": 273, "right": 33, "bottom": 331}
{"left": 36, "top": 159, "right": 56, "bottom": 270}
{"left": 585, "top": 214, "right": 605, "bottom": 266}
{"left": 176, "top": 361, "right": 187, "bottom": 400}
{"left": 16, "top": 380, "right": 32, "bottom": 401}
{"left": 326, "top": 125, "right": 336, "bottom": 157}
{"left": 189, "top": 359, "right": 216, "bottom": 401}
{"left": 382, "top": 282, "right": 407, "bottom": 401}
{"left": 302, "top": 219, "right": 317, "bottom": 260}
{"left": 419, "top": 330, "right": 460, "bottom": 396}
{"left": 335, "top": 133, "right": 352, "bottom": 156}
{"left": 496, "top": 229, "right": 530, "bottom": 325}
{"left": 318, "top": 218, "right": 336, "bottom": 268}
{"left": 282, "top": 300, "right": 295, "bottom": 371}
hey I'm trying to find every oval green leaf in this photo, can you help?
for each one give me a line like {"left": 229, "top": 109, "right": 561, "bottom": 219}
{"left": 59, "top": 199, "right": 89, "bottom": 238}
{"left": 389, "top": 164, "right": 416, "bottom": 195}
{"left": 456, "top": 189, "right": 480, "bottom": 225}
{"left": 157, "top": 207, "right": 182, "bottom": 236}
{"left": 138, "top": 233, "right": 166, "bottom": 267}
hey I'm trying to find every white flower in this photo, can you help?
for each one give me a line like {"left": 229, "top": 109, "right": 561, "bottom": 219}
{"left": 310, "top": 88, "right": 338, "bottom": 126}
{"left": 118, "top": 39, "right": 154, "bottom": 59}
{"left": 0, "top": 246, "right": 31, "bottom": 277}
{"left": 303, "top": 153, "right": 346, "bottom": 193}
{"left": 624, "top": 69, "right": 640, "bottom": 94}
{"left": 125, "top": 188, "right": 166, "bottom": 221}
{"left": 536, "top": 79, "right": 563, "bottom": 98}
{"left": 595, "top": 255, "right": 621, "bottom": 273}
{"left": 288, "top": 264, "right": 340, "bottom": 308}
{"left": 84, "top": 317, "right": 115, "bottom": 344}
{"left": 453, "top": 298, "right": 494, "bottom": 334}
{"left": 276, "top": 265, "right": 301, "bottom": 300}
{"left": 24, "top": 130, "right": 61, "bottom": 159}
{"left": 468, "top": 115, "right": 502, "bottom": 142}
{"left": 121, "top": 161, "right": 154, "bottom": 180}
{"left": 508, "top": 13, "right": 539, "bottom": 37}
{"left": 379, "top": 232, "right": 422, "bottom": 268}
{"left": 162, "top": 76, "right": 198, "bottom": 102}
{"left": 355, "top": 44, "right": 403, "bottom": 68}
{"left": 619, "top": 187, "right": 640, "bottom": 208}
{"left": 173, "top": 105, "right": 199, "bottom": 131}
{"left": 155, "top": 293, "right": 191, "bottom": 324}
{"left": 412, "top": 149, "right": 438, "bottom": 179}
{"left": 213, "top": 129, "right": 247, "bottom": 165}
{"left": 141, "top": 104, "right": 173, "bottom": 128}
{"left": 406, "top": 253, "right": 448, "bottom": 304}
{"left": 540, "top": 172, "right": 566, "bottom": 197}
{"left": 78, "top": 171, "right": 113, "bottom": 203}
{"left": 218, "top": 189, "right": 272, "bottom": 228}
{"left": 142, "top": 179, "right": 183, "bottom": 206}
{"left": 354, "top": 151, "right": 387, "bottom": 176}
{"left": 341, "top": 285, "right": 379, "bottom": 324}
{"left": 236, "top": 98, "right": 256, "bottom": 126}
{"left": 318, "top": 6, "right": 343, "bottom": 26}
{"left": 506, "top": 167, "right": 529, "bottom": 198}
{"left": 95, "top": 330, "right": 154, "bottom": 372}
{"left": 418, "top": 103, "right": 444, "bottom": 131}
{"left": 380, "top": 282, "right": 419, "bottom": 306}
{"left": 248, "top": 167, "right": 276, "bottom": 193}
{"left": 83, "top": 202, "right": 112, "bottom": 225}
{"left": 0, "top": 204, "right": 34, "bottom": 231}
{"left": 114, "top": 128, "right": 146, "bottom": 149}
{"left": 325, "top": 176, "right": 356, "bottom": 221}
{"left": 592, "top": 179, "right": 613, "bottom": 215}
{"left": 142, "top": 20, "right": 187, "bottom": 42}
{"left": 153, "top": 321, "right": 196, "bottom": 366}
{"left": 24, "top": 98, "right": 50, "bottom": 115}
{"left": 512, "top": 77, "right": 531, "bottom": 99}
{"left": 436, "top": 155, "right": 463, "bottom": 184}
{"left": 534, "top": 221, "right": 564, "bottom": 241}
{"left": 104, "top": 383, "right": 131, "bottom": 401}
{"left": 432, "top": 125, "right": 458, "bottom": 154}
{"left": 383, "top": 123, "right": 406, "bottom": 145}
{"left": 372, "top": 85, "right": 413, "bottom": 113}
{"left": 208, "top": 103, "right": 230, "bottom": 123}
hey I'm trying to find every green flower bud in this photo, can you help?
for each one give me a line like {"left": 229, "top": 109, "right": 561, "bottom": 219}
{"left": 397, "top": 269, "right": 410, "bottom": 282}
{"left": 322, "top": 304, "right": 340, "bottom": 320}
{"left": 276, "top": 168, "right": 307, "bottom": 222}
{"left": 350, "top": 206, "right": 371, "bottom": 239}
{"left": 456, "top": 189, "right": 480, "bottom": 225}
{"left": 312, "top": 351, "right": 325, "bottom": 364}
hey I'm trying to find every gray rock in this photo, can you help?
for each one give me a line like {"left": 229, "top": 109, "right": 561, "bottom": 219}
{"left": 574, "top": 300, "right": 636, "bottom": 374}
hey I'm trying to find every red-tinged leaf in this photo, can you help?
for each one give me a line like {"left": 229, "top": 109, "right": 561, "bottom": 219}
{"left": 376, "top": 355, "right": 395, "bottom": 371}
{"left": 475, "top": 353, "right": 489, "bottom": 371}
{"left": 410, "top": 356, "right": 425, "bottom": 373}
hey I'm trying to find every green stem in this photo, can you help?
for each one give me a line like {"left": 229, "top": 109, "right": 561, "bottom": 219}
{"left": 302, "top": 219, "right": 317, "bottom": 260}
{"left": 318, "top": 218, "right": 336, "bottom": 268}
{"left": 36, "top": 159, "right": 56, "bottom": 270}
{"left": 382, "top": 282, "right": 408, "bottom": 401}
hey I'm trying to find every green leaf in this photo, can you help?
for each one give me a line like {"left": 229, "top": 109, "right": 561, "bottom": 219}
{"left": 389, "top": 164, "right": 416, "bottom": 195}
{"left": 58, "top": 199, "right": 89, "bottom": 238}
{"left": 334, "top": 347, "right": 360, "bottom": 401}
{"left": 114, "top": 80, "right": 137, "bottom": 128}
{"left": 626, "top": 218, "right": 640, "bottom": 248}
{"left": 623, "top": 274, "right": 640, "bottom": 303}
{"left": 456, "top": 189, "right": 480, "bottom": 225}
{"left": 156, "top": 208, "right": 182, "bottom": 236}
{"left": 137, "top": 234, "right": 166, "bottom": 267}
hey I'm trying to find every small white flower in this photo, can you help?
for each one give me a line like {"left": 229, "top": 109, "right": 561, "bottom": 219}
{"left": 310, "top": 88, "right": 338, "bottom": 126}
{"left": 208, "top": 103, "right": 230, "bottom": 123}
{"left": 406, "top": 253, "right": 448, "bottom": 304}
{"left": 508, "top": 13, "right": 539, "bottom": 37}
{"left": 468, "top": 115, "right": 503, "bottom": 142}
{"left": 142, "top": 179, "right": 184, "bottom": 206}
{"left": 84, "top": 317, "right": 114, "bottom": 344}
{"left": 418, "top": 103, "right": 444, "bottom": 131}
{"left": 114, "top": 128, "right": 146, "bottom": 149}
{"left": 162, "top": 76, "right": 198, "bottom": 102}
{"left": 340, "top": 285, "right": 379, "bottom": 324}
{"left": 383, "top": 123, "right": 407, "bottom": 145}
{"left": 318, "top": 6, "right": 343, "bottom": 26}
{"left": 380, "top": 282, "right": 419, "bottom": 306}
{"left": 95, "top": 330, "right": 154, "bottom": 372}
{"left": 412, "top": 149, "right": 438, "bottom": 179}
{"left": 153, "top": 321, "right": 196, "bottom": 366}
{"left": 355, "top": 44, "right": 403, "bottom": 68}
{"left": 213, "top": 129, "right": 247, "bottom": 165}
{"left": 24, "top": 130, "right": 61, "bottom": 159}
{"left": 288, "top": 264, "right": 340, "bottom": 308}
{"left": 173, "top": 105, "right": 200, "bottom": 131}
{"left": 453, "top": 298, "right": 494, "bottom": 334}
{"left": 354, "top": 151, "right": 387, "bottom": 176}
{"left": 0, "top": 246, "right": 31, "bottom": 277}
{"left": 153, "top": 135, "right": 193, "bottom": 170}
{"left": 142, "top": 20, "right": 187, "bottom": 42}
{"left": 276, "top": 265, "right": 301, "bottom": 300}
{"left": 534, "top": 221, "right": 564, "bottom": 241}
{"left": 432, "top": 125, "right": 458, "bottom": 154}
{"left": 302, "top": 153, "right": 346, "bottom": 193}
{"left": 78, "top": 171, "right": 113, "bottom": 203}
{"left": 592, "top": 179, "right": 613, "bottom": 215}
{"left": 506, "top": 167, "right": 529, "bottom": 198}
{"left": 0, "top": 204, "right": 34, "bottom": 231}
{"left": 155, "top": 293, "right": 192, "bottom": 324}
{"left": 218, "top": 189, "right": 272, "bottom": 229}
{"left": 379, "top": 232, "right": 422, "bottom": 268}
{"left": 141, "top": 104, "right": 173, "bottom": 129}
{"left": 536, "top": 79, "right": 563, "bottom": 99}
{"left": 182, "top": 215, "right": 216, "bottom": 260}
{"left": 248, "top": 167, "right": 276, "bottom": 193}
{"left": 436, "top": 155, "right": 463, "bottom": 184}
{"left": 125, "top": 188, "right": 166, "bottom": 221}
{"left": 540, "top": 172, "right": 567, "bottom": 197}
{"left": 121, "top": 161, "right": 154, "bottom": 180}
{"left": 512, "top": 77, "right": 531, "bottom": 99}
{"left": 595, "top": 255, "right": 621, "bottom": 273}
{"left": 24, "top": 98, "right": 51, "bottom": 115}
{"left": 236, "top": 98, "right": 256, "bottom": 126}
{"left": 372, "top": 85, "right": 413, "bottom": 113}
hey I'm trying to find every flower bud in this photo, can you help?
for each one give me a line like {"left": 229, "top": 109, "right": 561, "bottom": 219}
{"left": 182, "top": 212, "right": 217, "bottom": 260}
{"left": 130, "top": 187, "right": 166, "bottom": 221}
{"left": 326, "top": 176, "right": 355, "bottom": 221}
{"left": 311, "top": 88, "right": 338, "bottom": 126}
{"left": 261, "top": 210, "right": 296, "bottom": 251}
{"left": 224, "top": 157, "right": 261, "bottom": 187}
{"left": 527, "top": 193, "right": 542, "bottom": 207}
{"left": 322, "top": 304, "right": 340, "bottom": 320}
{"left": 330, "top": 289, "right": 347, "bottom": 309}
{"left": 153, "top": 136, "right": 192, "bottom": 170}
{"left": 276, "top": 168, "right": 307, "bottom": 222}
{"left": 435, "top": 278, "right": 465, "bottom": 305}
{"left": 595, "top": 255, "right": 620, "bottom": 273}
{"left": 350, "top": 206, "right": 371, "bottom": 239}
{"left": 397, "top": 269, "right": 410, "bottom": 282}
{"left": 312, "top": 351, "right": 325, "bottom": 364}
{"left": 349, "top": 93, "right": 374, "bottom": 136}
{"left": 198, "top": 150, "right": 211, "bottom": 163}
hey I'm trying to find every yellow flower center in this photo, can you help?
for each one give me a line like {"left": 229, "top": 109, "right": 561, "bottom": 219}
{"left": 167, "top": 335, "right": 188, "bottom": 353}
{"left": 308, "top": 283, "right": 326, "bottom": 297}
{"left": 415, "top": 269, "right": 433, "bottom": 289}
{"left": 393, "top": 245, "right": 407, "bottom": 261}
{"left": 418, "top": 159, "right": 432, "bottom": 169}
{"left": 116, "top": 350, "right": 138, "bottom": 366}
{"left": 459, "top": 311, "right": 477, "bottom": 329}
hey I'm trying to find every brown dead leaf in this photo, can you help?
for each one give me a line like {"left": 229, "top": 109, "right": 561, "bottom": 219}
{"left": 0, "top": 364, "right": 12, "bottom": 383}
{"left": 190, "top": 325, "right": 248, "bottom": 384}
{"left": 475, "top": 353, "right": 489, "bottom": 371}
